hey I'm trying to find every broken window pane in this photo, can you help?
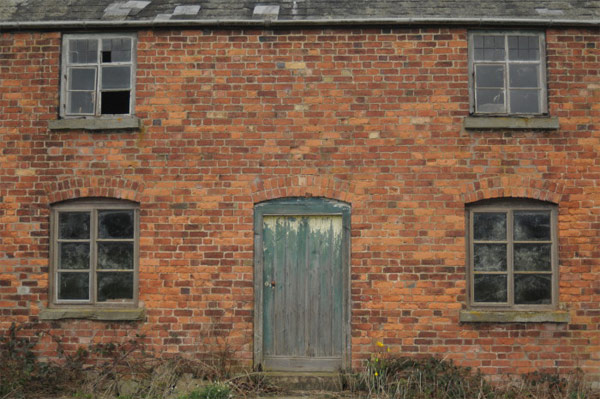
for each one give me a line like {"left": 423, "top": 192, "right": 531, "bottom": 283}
{"left": 474, "top": 243, "right": 507, "bottom": 271}
{"left": 98, "top": 242, "right": 134, "bottom": 270}
{"left": 476, "top": 89, "right": 504, "bottom": 113}
{"left": 69, "top": 39, "right": 98, "bottom": 64}
{"left": 514, "top": 211, "right": 551, "bottom": 240}
{"left": 97, "top": 272, "right": 134, "bottom": 302}
{"left": 473, "top": 35, "right": 505, "bottom": 61}
{"left": 508, "top": 36, "right": 540, "bottom": 60}
{"left": 58, "top": 272, "right": 89, "bottom": 300}
{"left": 59, "top": 242, "right": 90, "bottom": 270}
{"left": 514, "top": 274, "right": 551, "bottom": 304}
{"left": 68, "top": 91, "right": 94, "bottom": 114}
{"left": 68, "top": 68, "right": 96, "bottom": 91}
{"left": 510, "top": 89, "right": 540, "bottom": 113}
{"left": 474, "top": 212, "right": 506, "bottom": 241}
{"left": 509, "top": 64, "right": 539, "bottom": 88}
{"left": 476, "top": 65, "right": 504, "bottom": 87}
{"left": 474, "top": 274, "right": 507, "bottom": 302}
{"left": 102, "top": 38, "right": 132, "bottom": 62}
{"left": 101, "top": 66, "right": 131, "bottom": 89}
{"left": 101, "top": 91, "right": 130, "bottom": 115}
{"left": 98, "top": 210, "right": 134, "bottom": 239}
{"left": 59, "top": 212, "right": 90, "bottom": 239}
{"left": 514, "top": 243, "right": 551, "bottom": 271}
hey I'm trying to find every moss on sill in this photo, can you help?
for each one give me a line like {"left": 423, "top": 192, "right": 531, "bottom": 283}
{"left": 460, "top": 310, "right": 569, "bottom": 323}
{"left": 39, "top": 308, "right": 145, "bottom": 321}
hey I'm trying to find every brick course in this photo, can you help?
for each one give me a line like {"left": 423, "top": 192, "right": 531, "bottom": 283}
{"left": 0, "top": 27, "right": 598, "bottom": 380}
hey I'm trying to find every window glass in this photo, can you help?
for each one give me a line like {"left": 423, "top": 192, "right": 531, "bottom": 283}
{"left": 471, "top": 32, "right": 545, "bottom": 114}
{"left": 62, "top": 34, "right": 135, "bottom": 117}
{"left": 469, "top": 200, "right": 556, "bottom": 308}
{"left": 53, "top": 201, "right": 137, "bottom": 306}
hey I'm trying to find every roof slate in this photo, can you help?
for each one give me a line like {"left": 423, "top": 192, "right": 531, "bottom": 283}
{"left": 1, "top": 0, "right": 599, "bottom": 26}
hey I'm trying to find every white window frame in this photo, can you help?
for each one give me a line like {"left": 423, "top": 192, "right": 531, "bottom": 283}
{"left": 468, "top": 31, "right": 547, "bottom": 116}
{"left": 49, "top": 199, "right": 139, "bottom": 308}
{"left": 466, "top": 199, "right": 558, "bottom": 311}
{"left": 60, "top": 33, "right": 136, "bottom": 118}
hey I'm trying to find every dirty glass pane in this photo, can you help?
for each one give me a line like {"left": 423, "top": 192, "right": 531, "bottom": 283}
{"left": 473, "top": 35, "right": 505, "bottom": 61}
{"left": 508, "top": 36, "right": 540, "bottom": 60}
{"left": 474, "top": 243, "right": 507, "bottom": 271}
{"left": 476, "top": 65, "right": 504, "bottom": 87}
{"left": 102, "top": 38, "right": 132, "bottom": 62}
{"left": 474, "top": 274, "right": 507, "bottom": 302}
{"left": 98, "top": 210, "right": 134, "bottom": 239}
{"left": 59, "top": 242, "right": 90, "bottom": 270}
{"left": 68, "top": 68, "right": 96, "bottom": 90}
{"left": 476, "top": 89, "right": 505, "bottom": 113}
{"left": 59, "top": 212, "right": 90, "bottom": 239}
{"left": 514, "top": 274, "right": 551, "bottom": 304}
{"left": 509, "top": 64, "right": 539, "bottom": 88}
{"left": 514, "top": 243, "right": 551, "bottom": 271}
{"left": 69, "top": 39, "right": 98, "bottom": 64}
{"left": 68, "top": 91, "right": 94, "bottom": 114}
{"left": 101, "top": 66, "right": 131, "bottom": 89}
{"left": 514, "top": 211, "right": 551, "bottom": 240}
{"left": 510, "top": 89, "right": 539, "bottom": 113}
{"left": 473, "top": 212, "right": 506, "bottom": 241}
{"left": 97, "top": 272, "right": 134, "bottom": 302}
{"left": 98, "top": 242, "right": 134, "bottom": 270}
{"left": 58, "top": 272, "right": 89, "bottom": 300}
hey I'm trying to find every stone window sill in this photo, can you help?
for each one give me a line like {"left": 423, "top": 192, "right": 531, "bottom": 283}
{"left": 39, "top": 308, "right": 145, "bottom": 321}
{"left": 464, "top": 116, "right": 559, "bottom": 130}
{"left": 48, "top": 117, "right": 140, "bottom": 131}
{"left": 459, "top": 310, "right": 569, "bottom": 323}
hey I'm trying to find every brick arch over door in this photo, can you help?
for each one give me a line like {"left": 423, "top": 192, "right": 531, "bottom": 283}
{"left": 44, "top": 176, "right": 145, "bottom": 205}
{"left": 461, "top": 176, "right": 565, "bottom": 204}
{"left": 250, "top": 175, "right": 359, "bottom": 205}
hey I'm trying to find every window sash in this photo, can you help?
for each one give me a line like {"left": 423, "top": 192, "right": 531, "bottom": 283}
{"left": 467, "top": 204, "right": 557, "bottom": 310}
{"left": 469, "top": 32, "right": 546, "bottom": 115}
{"left": 51, "top": 201, "right": 139, "bottom": 307}
{"left": 61, "top": 34, "right": 136, "bottom": 118}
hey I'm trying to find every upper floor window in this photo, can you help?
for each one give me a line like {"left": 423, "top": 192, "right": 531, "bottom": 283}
{"left": 466, "top": 199, "right": 557, "bottom": 309}
{"left": 50, "top": 199, "right": 139, "bottom": 307}
{"left": 469, "top": 31, "right": 547, "bottom": 115}
{"left": 61, "top": 34, "right": 136, "bottom": 117}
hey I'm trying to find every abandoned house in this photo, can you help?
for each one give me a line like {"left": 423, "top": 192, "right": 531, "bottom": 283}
{"left": 0, "top": 0, "right": 599, "bottom": 382}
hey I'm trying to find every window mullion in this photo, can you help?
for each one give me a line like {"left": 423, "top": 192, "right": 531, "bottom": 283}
{"left": 91, "top": 209, "right": 98, "bottom": 304}
{"left": 507, "top": 210, "right": 514, "bottom": 307}
{"left": 504, "top": 34, "right": 510, "bottom": 114}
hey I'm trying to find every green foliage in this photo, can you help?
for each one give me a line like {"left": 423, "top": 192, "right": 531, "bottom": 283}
{"left": 180, "top": 383, "right": 231, "bottom": 399}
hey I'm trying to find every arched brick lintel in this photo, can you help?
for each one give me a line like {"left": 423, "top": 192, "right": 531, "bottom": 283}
{"left": 462, "top": 176, "right": 565, "bottom": 204}
{"left": 250, "top": 175, "right": 357, "bottom": 205}
{"left": 44, "top": 176, "right": 144, "bottom": 205}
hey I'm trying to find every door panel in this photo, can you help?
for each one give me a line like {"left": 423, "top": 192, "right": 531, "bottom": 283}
{"left": 262, "top": 215, "right": 343, "bottom": 370}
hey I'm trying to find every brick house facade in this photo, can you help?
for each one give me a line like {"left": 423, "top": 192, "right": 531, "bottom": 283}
{"left": 0, "top": 0, "right": 599, "bottom": 381}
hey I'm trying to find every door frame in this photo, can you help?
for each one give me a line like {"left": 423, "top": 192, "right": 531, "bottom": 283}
{"left": 253, "top": 197, "right": 351, "bottom": 371}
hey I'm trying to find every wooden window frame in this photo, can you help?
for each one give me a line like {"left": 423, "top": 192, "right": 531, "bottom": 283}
{"left": 466, "top": 199, "right": 558, "bottom": 311}
{"left": 468, "top": 30, "right": 547, "bottom": 116}
{"left": 49, "top": 198, "right": 139, "bottom": 308}
{"left": 60, "top": 33, "right": 137, "bottom": 118}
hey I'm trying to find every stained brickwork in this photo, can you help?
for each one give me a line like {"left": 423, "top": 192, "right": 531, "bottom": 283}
{"left": 0, "top": 27, "right": 599, "bottom": 380}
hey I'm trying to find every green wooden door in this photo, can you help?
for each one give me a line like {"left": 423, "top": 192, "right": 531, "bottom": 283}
{"left": 254, "top": 198, "right": 350, "bottom": 372}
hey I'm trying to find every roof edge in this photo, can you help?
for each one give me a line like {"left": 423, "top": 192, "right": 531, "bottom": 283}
{"left": 0, "top": 17, "right": 599, "bottom": 31}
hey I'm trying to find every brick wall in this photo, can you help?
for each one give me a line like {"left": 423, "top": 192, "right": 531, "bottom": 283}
{"left": 0, "top": 27, "right": 598, "bottom": 380}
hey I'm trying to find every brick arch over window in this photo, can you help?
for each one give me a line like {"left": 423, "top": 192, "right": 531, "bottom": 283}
{"left": 44, "top": 176, "right": 145, "bottom": 205}
{"left": 250, "top": 175, "right": 359, "bottom": 204}
{"left": 462, "top": 176, "right": 565, "bottom": 204}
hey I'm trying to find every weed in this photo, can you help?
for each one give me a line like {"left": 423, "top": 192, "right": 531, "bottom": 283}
{"left": 179, "top": 383, "right": 231, "bottom": 399}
